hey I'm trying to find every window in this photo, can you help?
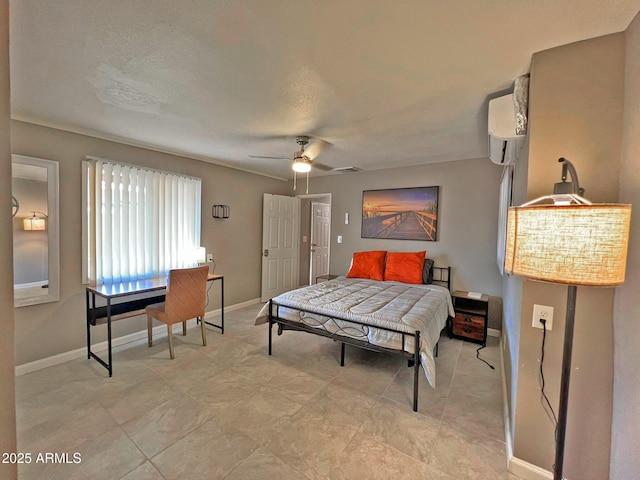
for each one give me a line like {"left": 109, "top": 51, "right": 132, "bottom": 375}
{"left": 82, "top": 158, "right": 202, "bottom": 284}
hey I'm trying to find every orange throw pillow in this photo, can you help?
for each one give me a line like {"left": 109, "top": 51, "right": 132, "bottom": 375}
{"left": 346, "top": 250, "right": 387, "bottom": 281}
{"left": 384, "top": 251, "right": 426, "bottom": 284}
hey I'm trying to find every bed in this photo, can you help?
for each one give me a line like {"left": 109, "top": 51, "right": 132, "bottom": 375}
{"left": 255, "top": 251, "right": 454, "bottom": 411}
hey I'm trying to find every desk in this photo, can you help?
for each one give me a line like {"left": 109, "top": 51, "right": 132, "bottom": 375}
{"left": 86, "top": 273, "right": 224, "bottom": 376}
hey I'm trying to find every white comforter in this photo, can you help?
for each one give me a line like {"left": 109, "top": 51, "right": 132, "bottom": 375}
{"left": 255, "top": 277, "right": 454, "bottom": 388}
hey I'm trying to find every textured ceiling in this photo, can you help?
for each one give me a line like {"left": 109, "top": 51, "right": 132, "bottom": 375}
{"left": 9, "top": 1, "right": 640, "bottom": 179}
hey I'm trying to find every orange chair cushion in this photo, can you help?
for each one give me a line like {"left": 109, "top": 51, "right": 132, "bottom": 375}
{"left": 346, "top": 250, "right": 387, "bottom": 281}
{"left": 383, "top": 251, "right": 426, "bottom": 284}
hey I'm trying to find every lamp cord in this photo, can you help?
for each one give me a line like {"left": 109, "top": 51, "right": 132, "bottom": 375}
{"left": 204, "top": 279, "right": 214, "bottom": 307}
{"left": 476, "top": 345, "right": 495, "bottom": 370}
{"left": 540, "top": 319, "right": 558, "bottom": 427}
{"left": 204, "top": 260, "right": 216, "bottom": 307}
{"left": 540, "top": 319, "right": 563, "bottom": 477}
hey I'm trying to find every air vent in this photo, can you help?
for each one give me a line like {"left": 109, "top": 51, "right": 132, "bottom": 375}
{"left": 332, "top": 166, "right": 361, "bottom": 173}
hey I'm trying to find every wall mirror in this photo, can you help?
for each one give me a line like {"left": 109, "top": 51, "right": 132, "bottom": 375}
{"left": 12, "top": 155, "right": 60, "bottom": 307}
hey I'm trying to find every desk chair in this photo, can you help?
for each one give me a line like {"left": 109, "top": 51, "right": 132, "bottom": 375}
{"left": 146, "top": 265, "right": 209, "bottom": 359}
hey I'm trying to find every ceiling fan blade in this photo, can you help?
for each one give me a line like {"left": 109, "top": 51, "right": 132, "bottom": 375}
{"left": 312, "top": 161, "right": 334, "bottom": 171}
{"left": 304, "top": 139, "right": 332, "bottom": 161}
{"left": 248, "top": 154, "right": 290, "bottom": 160}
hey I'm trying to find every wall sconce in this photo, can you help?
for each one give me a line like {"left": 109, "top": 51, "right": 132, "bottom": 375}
{"left": 23, "top": 211, "right": 47, "bottom": 231}
{"left": 212, "top": 205, "right": 230, "bottom": 219}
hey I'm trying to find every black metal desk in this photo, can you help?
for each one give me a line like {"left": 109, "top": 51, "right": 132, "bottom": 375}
{"left": 86, "top": 273, "right": 224, "bottom": 376}
{"left": 202, "top": 274, "right": 224, "bottom": 334}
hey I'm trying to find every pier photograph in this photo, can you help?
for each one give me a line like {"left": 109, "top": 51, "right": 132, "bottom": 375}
{"left": 361, "top": 186, "right": 439, "bottom": 240}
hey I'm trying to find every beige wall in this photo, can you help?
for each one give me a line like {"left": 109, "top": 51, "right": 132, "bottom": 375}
{"left": 611, "top": 11, "right": 640, "bottom": 479}
{"left": 11, "top": 121, "right": 289, "bottom": 366}
{"left": 512, "top": 33, "right": 624, "bottom": 479}
{"left": 309, "top": 157, "right": 504, "bottom": 328}
{"left": 0, "top": 1, "right": 17, "bottom": 479}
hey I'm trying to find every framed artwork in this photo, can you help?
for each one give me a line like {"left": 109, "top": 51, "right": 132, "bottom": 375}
{"left": 361, "top": 186, "right": 439, "bottom": 241}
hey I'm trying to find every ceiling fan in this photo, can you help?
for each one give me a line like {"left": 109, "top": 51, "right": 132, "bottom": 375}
{"left": 249, "top": 135, "right": 333, "bottom": 170}
{"left": 249, "top": 135, "right": 334, "bottom": 193}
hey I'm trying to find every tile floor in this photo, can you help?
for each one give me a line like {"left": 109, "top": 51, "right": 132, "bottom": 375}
{"left": 16, "top": 304, "right": 522, "bottom": 479}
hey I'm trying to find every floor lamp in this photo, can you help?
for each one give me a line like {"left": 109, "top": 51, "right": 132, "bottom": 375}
{"left": 504, "top": 161, "right": 631, "bottom": 480}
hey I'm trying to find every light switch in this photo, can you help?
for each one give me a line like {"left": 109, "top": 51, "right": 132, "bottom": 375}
{"left": 344, "top": 213, "right": 349, "bottom": 225}
{"left": 302, "top": 235, "right": 307, "bottom": 243}
{"left": 337, "top": 235, "right": 343, "bottom": 244}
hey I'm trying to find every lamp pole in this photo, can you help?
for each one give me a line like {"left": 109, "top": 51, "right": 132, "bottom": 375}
{"left": 554, "top": 285, "right": 577, "bottom": 480}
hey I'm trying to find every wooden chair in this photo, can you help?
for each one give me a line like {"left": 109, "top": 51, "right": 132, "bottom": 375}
{"left": 146, "top": 265, "right": 209, "bottom": 359}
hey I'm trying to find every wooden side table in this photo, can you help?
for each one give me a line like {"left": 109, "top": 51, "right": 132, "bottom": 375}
{"left": 451, "top": 290, "right": 489, "bottom": 346}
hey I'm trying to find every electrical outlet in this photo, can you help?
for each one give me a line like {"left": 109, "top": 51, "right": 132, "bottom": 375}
{"left": 207, "top": 253, "right": 213, "bottom": 263}
{"left": 532, "top": 304, "right": 554, "bottom": 330}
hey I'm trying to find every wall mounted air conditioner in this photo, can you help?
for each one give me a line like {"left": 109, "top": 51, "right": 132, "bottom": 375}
{"left": 488, "top": 93, "right": 525, "bottom": 165}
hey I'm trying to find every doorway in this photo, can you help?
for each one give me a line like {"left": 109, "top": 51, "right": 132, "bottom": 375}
{"left": 297, "top": 194, "right": 331, "bottom": 286}
{"left": 261, "top": 193, "right": 300, "bottom": 302}
{"left": 310, "top": 202, "right": 331, "bottom": 284}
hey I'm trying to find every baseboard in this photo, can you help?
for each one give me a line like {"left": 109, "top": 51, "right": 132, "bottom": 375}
{"left": 501, "top": 335, "right": 554, "bottom": 480}
{"left": 508, "top": 457, "right": 553, "bottom": 480}
{"left": 15, "top": 297, "right": 261, "bottom": 376}
{"left": 488, "top": 327, "right": 500, "bottom": 338}
{"left": 500, "top": 340, "right": 513, "bottom": 465}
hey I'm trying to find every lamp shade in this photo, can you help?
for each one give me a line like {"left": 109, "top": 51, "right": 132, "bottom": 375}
{"left": 194, "top": 246, "right": 206, "bottom": 264}
{"left": 505, "top": 203, "right": 631, "bottom": 286}
{"left": 23, "top": 212, "right": 46, "bottom": 231}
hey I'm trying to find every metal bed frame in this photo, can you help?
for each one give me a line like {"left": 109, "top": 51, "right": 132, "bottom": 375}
{"left": 267, "top": 266, "right": 451, "bottom": 412}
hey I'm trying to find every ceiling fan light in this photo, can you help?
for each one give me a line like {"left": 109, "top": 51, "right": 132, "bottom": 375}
{"left": 292, "top": 157, "right": 311, "bottom": 173}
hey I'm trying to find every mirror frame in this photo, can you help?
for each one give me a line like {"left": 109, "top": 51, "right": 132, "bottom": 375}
{"left": 12, "top": 154, "right": 60, "bottom": 307}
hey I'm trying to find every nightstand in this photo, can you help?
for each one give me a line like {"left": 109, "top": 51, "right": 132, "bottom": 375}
{"left": 451, "top": 291, "right": 489, "bottom": 346}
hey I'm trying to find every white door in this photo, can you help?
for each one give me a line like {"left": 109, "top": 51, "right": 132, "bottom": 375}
{"left": 261, "top": 194, "right": 300, "bottom": 302}
{"left": 310, "top": 202, "right": 331, "bottom": 284}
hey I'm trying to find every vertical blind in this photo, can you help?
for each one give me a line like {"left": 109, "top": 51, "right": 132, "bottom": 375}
{"left": 83, "top": 158, "right": 202, "bottom": 284}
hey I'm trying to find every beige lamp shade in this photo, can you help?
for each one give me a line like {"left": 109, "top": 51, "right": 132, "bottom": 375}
{"left": 23, "top": 213, "right": 46, "bottom": 231}
{"left": 194, "top": 246, "right": 206, "bottom": 264}
{"left": 505, "top": 203, "right": 631, "bottom": 286}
